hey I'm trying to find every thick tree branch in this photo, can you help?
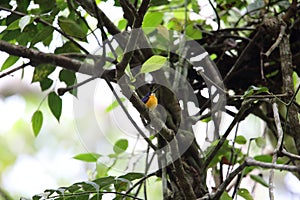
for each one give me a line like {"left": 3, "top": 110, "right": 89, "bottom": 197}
{"left": 0, "top": 40, "right": 88, "bottom": 73}
{"left": 280, "top": 32, "right": 300, "bottom": 154}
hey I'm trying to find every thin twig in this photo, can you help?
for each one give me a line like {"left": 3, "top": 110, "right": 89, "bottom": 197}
{"left": 264, "top": 21, "right": 286, "bottom": 57}
{"left": 208, "top": 0, "right": 220, "bottom": 31}
{"left": 269, "top": 102, "right": 284, "bottom": 200}
{"left": 281, "top": 149, "right": 300, "bottom": 160}
{"left": 57, "top": 75, "right": 97, "bottom": 96}
{"left": 0, "top": 62, "right": 30, "bottom": 78}
{"left": 245, "top": 157, "right": 300, "bottom": 172}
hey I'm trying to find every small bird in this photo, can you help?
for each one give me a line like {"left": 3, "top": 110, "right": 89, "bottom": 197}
{"left": 141, "top": 89, "right": 158, "bottom": 111}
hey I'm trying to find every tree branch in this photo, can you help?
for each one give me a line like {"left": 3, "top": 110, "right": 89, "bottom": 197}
{"left": 245, "top": 157, "right": 300, "bottom": 172}
{"left": 269, "top": 101, "right": 284, "bottom": 200}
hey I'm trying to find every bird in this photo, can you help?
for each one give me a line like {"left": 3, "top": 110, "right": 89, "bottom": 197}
{"left": 141, "top": 87, "right": 158, "bottom": 110}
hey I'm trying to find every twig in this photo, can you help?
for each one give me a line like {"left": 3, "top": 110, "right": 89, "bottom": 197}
{"left": 208, "top": 0, "right": 220, "bottom": 31}
{"left": 281, "top": 149, "right": 300, "bottom": 160}
{"left": 264, "top": 20, "right": 286, "bottom": 57}
{"left": 0, "top": 62, "right": 30, "bottom": 78}
{"left": 0, "top": 40, "right": 88, "bottom": 73}
{"left": 57, "top": 75, "right": 97, "bottom": 96}
{"left": 269, "top": 102, "right": 284, "bottom": 200}
{"left": 245, "top": 157, "right": 300, "bottom": 172}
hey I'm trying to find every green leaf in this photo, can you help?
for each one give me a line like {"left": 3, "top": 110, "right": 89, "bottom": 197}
{"left": 6, "top": 19, "right": 21, "bottom": 30}
{"left": 235, "top": 135, "right": 247, "bottom": 144}
{"left": 201, "top": 116, "right": 212, "bottom": 122}
{"left": 118, "top": 172, "right": 144, "bottom": 181}
{"left": 250, "top": 174, "right": 269, "bottom": 187}
{"left": 0, "top": 0, "right": 11, "bottom": 8}
{"left": 142, "top": 12, "right": 163, "bottom": 33}
{"left": 265, "top": 70, "right": 279, "bottom": 78}
{"left": 17, "top": 0, "right": 31, "bottom": 13}
{"left": 39, "top": 77, "right": 53, "bottom": 91}
{"left": 1, "top": 55, "right": 19, "bottom": 71}
{"left": 237, "top": 188, "right": 254, "bottom": 200}
{"left": 32, "top": 110, "right": 43, "bottom": 137}
{"left": 191, "top": 0, "right": 200, "bottom": 13}
{"left": 96, "top": 162, "right": 109, "bottom": 178}
{"left": 73, "top": 153, "right": 101, "bottom": 162}
{"left": 55, "top": 41, "right": 81, "bottom": 54}
{"left": 93, "top": 176, "right": 115, "bottom": 188}
{"left": 59, "top": 69, "right": 77, "bottom": 96}
{"left": 59, "top": 69, "right": 76, "bottom": 86}
{"left": 220, "top": 191, "right": 232, "bottom": 200}
{"left": 58, "top": 16, "right": 86, "bottom": 40}
{"left": 67, "top": 184, "right": 80, "bottom": 193}
{"left": 243, "top": 166, "right": 256, "bottom": 175}
{"left": 254, "top": 154, "right": 272, "bottom": 162}
{"left": 19, "top": 15, "right": 32, "bottom": 32}
{"left": 255, "top": 137, "right": 266, "bottom": 148}
{"left": 151, "top": 0, "right": 169, "bottom": 6}
{"left": 32, "top": 64, "right": 55, "bottom": 82}
{"left": 114, "top": 178, "right": 130, "bottom": 193}
{"left": 254, "top": 154, "right": 284, "bottom": 164}
{"left": 140, "top": 55, "right": 167, "bottom": 73}
{"left": 105, "top": 98, "right": 126, "bottom": 112}
{"left": 117, "top": 19, "right": 127, "bottom": 30}
{"left": 34, "top": 0, "right": 56, "bottom": 13}
{"left": 186, "top": 24, "right": 202, "bottom": 39}
{"left": 31, "top": 26, "right": 54, "bottom": 47}
{"left": 113, "top": 139, "right": 128, "bottom": 154}
{"left": 243, "top": 85, "right": 269, "bottom": 99}
{"left": 48, "top": 92, "right": 62, "bottom": 122}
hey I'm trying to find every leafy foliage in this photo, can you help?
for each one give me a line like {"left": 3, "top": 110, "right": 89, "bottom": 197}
{"left": 32, "top": 172, "right": 144, "bottom": 200}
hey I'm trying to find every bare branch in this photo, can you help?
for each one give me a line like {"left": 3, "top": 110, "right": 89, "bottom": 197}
{"left": 269, "top": 101, "right": 284, "bottom": 200}
{"left": 0, "top": 62, "right": 30, "bottom": 78}
{"left": 245, "top": 157, "right": 300, "bottom": 172}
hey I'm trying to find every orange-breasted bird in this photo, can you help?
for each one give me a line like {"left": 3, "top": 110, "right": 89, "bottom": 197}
{"left": 141, "top": 88, "right": 158, "bottom": 110}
